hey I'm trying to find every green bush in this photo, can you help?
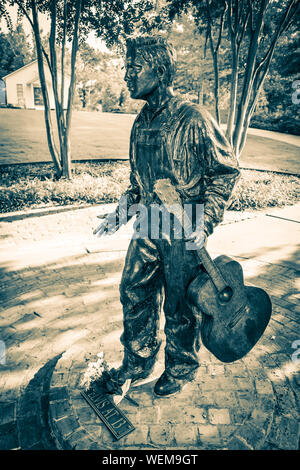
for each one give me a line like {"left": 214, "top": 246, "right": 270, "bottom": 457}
{"left": 0, "top": 162, "right": 130, "bottom": 212}
{"left": 229, "top": 170, "right": 300, "bottom": 210}
{"left": 251, "top": 114, "right": 300, "bottom": 136}
{"left": 0, "top": 162, "right": 299, "bottom": 213}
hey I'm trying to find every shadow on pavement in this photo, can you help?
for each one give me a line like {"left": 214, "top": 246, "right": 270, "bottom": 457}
{"left": 0, "top": 243, "right": 299, "bottom": 449}
{"left": 17, "top": 355, "right": 62, "bottom": 450}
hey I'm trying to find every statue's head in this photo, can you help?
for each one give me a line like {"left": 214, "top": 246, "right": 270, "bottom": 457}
{"left": 124, "top": 36, "right": 176, "bottom": 100}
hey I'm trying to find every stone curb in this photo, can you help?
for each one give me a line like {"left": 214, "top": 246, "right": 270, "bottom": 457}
{"left": 0, "top": 203, "right": 116, "bottom": 222}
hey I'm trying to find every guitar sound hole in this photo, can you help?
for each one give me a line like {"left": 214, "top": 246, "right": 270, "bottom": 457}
{"left": 218, "top": 286, "right": 233, "bottom": 304}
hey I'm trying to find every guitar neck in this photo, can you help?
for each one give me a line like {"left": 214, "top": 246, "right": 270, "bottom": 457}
{"left": 153, "top": 178, "right": 229, "bottom": 294}
{"left": 165, "top": 201, "right": 228, "bottom": 293}
{"left": 195, "top": 247, "right": 227, "bottom": 293}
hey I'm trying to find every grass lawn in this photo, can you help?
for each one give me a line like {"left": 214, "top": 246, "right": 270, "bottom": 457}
{"left": 0, "top": 109, "right": 299, "bottom": 174}
{"left": 0, "top": 161, "right": 299, "bottom": 213}
{"left": 0, "top": 109, "right": 135, "bottom": 163}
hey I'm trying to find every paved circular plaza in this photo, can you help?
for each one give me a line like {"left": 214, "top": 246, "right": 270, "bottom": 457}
{"left": 0, "top": 205, "right": 299, "bottom": 450}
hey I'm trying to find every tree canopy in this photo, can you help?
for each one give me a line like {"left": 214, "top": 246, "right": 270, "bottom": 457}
{"left": 164, "top": 0, "right": 300, "bottom": 154}
{"left": 0, "top": 23, "right": 32, "bottom": 79}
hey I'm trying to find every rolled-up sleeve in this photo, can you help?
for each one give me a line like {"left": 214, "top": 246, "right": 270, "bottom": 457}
{"left": 199, "top": 110, "right": 240, "bottom": 236}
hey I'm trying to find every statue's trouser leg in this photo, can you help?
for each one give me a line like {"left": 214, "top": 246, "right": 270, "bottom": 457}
{"left": 159, "top": 238, "right": 203, "bottom": 380}
{"left": 119, "top": 237, "right": 164, "bottom": 376}
{"left": 120, "top": 236, "right": 203, "bottom": 380}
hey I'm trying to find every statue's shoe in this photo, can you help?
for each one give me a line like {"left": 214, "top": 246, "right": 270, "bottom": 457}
{"left": 153, "top": 371, "right": 194, "bottom": 397}
{"left": 113, "top": 364, "right": 155, "bottom": 386}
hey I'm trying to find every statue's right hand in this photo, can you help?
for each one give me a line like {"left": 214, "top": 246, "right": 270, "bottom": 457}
{"left": 93, "top": 212, "right": 119, "bottom": 237}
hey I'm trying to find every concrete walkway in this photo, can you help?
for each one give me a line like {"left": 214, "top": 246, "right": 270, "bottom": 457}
{"left": 220, "top": 125, "right": 300, "bottom": 148}
{"left": 246, "top": 128, "right": 300, "bottom": 147}
{"left": 0, "top": 204, "right": 299, "bottom": 449}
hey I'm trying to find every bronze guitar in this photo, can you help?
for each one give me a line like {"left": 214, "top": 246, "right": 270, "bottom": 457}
{"left": 154, "top": 178, "right": 272, "bottom": 363}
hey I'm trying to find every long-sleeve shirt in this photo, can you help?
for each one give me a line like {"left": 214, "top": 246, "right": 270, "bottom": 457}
{"left": 117, "top": 96, "right": 240, "bottom": 237}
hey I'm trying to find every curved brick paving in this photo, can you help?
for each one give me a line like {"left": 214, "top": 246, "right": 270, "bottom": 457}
{"left": 48, "top": 337, "right": 276, "bottom": 450}
{"left": 0, "top": 206, "right": 299, "bottom": 450}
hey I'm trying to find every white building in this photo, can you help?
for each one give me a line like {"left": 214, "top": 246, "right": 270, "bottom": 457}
{"left": 3, "top": 60, "right": 70, "bottom": 110}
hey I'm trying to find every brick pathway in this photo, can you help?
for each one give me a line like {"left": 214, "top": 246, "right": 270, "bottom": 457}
{"left": 0, "top": 205, "right": 299, "bottom": 450}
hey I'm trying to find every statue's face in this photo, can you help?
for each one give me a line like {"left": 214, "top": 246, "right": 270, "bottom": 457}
{"left": 124, "top": 50, "right": 159, "bottom": 100}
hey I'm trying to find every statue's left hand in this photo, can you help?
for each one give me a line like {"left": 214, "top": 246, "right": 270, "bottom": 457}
{"left": 184, "top": 231, "right": 207, "bottom": 250}
{"left": 93, "top": 212, "right": 119, "bottom": 237}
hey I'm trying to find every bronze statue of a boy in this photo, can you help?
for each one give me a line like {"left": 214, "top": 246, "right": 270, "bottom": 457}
{"left": 95, "top": 36, "right": 240, "bottom": 397}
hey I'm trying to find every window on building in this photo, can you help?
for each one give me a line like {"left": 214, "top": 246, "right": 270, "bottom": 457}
{"left": 16, "top": 84, "right": 23, "bottom": 98}
{"left": 33, "top": 87, "right": 43, "bottom": 106}
{"left": 16, "top": 84, "right": 25, "bottom": 106}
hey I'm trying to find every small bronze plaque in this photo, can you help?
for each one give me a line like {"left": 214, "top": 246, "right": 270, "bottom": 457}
{"left": 81, "top": 388, "right": 135, "bottom": 440}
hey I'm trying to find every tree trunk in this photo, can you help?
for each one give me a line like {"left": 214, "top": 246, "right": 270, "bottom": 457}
{"left": 30, "top": 0, "right": 62, "bottom": 177}
{"left": 205, "top": 0, "right": 226, "bottom": 126}
{"left": 225, "top": 43, "right": 238, "bottom": 147}
{"left": 211, "top": 49, "right": 220, "bottom": 125}
{"left": 225, "top": 0, "right": 241, "bottom": 147}
{"left": 49, "top": 0, "right": 65, "bottom": 172}
{"left": 60, "top": 0, "right": 67, "bottom": 113}
{"left": 62, "top": 135, "right": 71, "bottom": 179}
{"left": 234, "top": 0, "right": 297, "bottom": 157}
{"left": 62, "top": 0, "right": 83, "bottom": 179}
{"left": 233, "top": 0, "right": 269, "bottom": 157}
{"left": 205, "top": 0, "right": 220, "bottom": 125}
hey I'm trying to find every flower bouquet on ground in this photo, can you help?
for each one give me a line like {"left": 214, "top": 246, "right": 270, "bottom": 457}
{"left": 80, "top": 352, "right": 132, "bottom": 405}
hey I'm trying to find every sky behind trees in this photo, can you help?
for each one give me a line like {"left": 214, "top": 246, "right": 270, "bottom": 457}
{"left": 0, "top": 4, "right": 108, "bottom": 51}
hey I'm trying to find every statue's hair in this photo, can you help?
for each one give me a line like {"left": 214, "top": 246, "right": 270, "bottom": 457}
{"left": 126, "top": 36, "right": 176, "bottom": 86}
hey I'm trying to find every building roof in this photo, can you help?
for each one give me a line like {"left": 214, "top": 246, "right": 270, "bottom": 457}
{"left": 3, "top": 59, "right": 71, "bottom": 81}
{"left": 2, "top": 60, "right": 39, "bottom": 80}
